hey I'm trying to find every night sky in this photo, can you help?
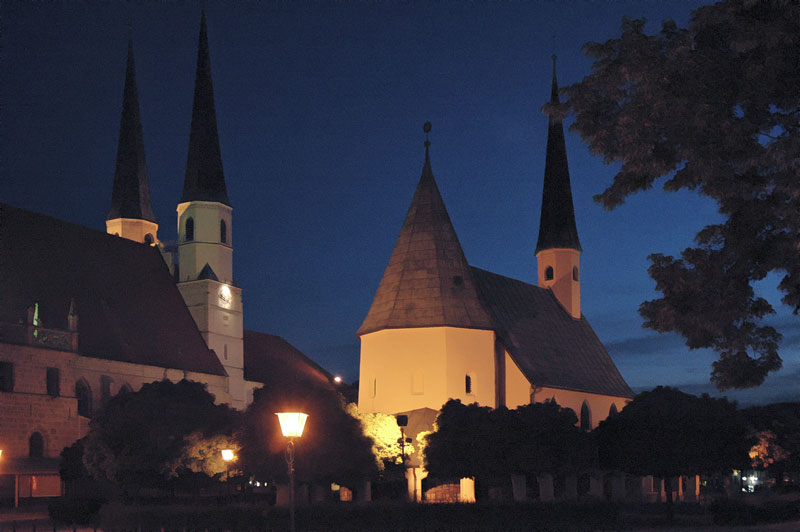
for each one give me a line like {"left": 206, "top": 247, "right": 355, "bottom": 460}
{"left": 4, "top": 1, "right": 798, "bottom": 406}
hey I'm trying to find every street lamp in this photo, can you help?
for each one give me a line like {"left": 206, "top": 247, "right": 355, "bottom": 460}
{"left": 221, "top": 449, "right": 234, "bottom": 498}
{"left": 276, "top": 412, "right": 308, "bottom": 532}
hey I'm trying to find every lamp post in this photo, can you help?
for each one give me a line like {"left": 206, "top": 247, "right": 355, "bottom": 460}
{"left": 276, "top": 412, "right": 308, "bottom": 532}
{"left": 221, "top": 449, "right": 234, "bottom": 498}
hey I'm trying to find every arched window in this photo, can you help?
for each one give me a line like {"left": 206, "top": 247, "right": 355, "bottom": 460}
{"left": 220, "top": 219, "right": 227, "bottom": 244}
{"left": 573, "top": 266, "right": 579, "bottom": 281}
{"left": 545, "top": 266, "right": 554, "bottom": 281}
{"left": 118, "top": 383, "right": 132, "bottom": 396}
{"left": 580, "top": 401, "right": 592, "bottom": 431}
{"left": 144, "top": 233, "right": 153, "bottom": 245}
{"left": 75, "top": 379, "right": 92, "bottom": 418}
{"left": 465, "top": 374, "right": 473, "bottom": 395}
{"left": 185, "top": 217, "right": 194, "bottom": 241}
{"left": 29, "top": 432, "right": 44, "bottom": 458}
{"left": 609, "top": 403, "right": 618, "bottom": 417}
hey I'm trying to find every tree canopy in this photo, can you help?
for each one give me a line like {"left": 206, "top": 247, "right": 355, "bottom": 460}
{"left": 562, "top": 0, "right": 800, "bottom": 390}
{"left": 424, "top": 400, "right": 592, "bottom": 482}
{"left": 237, "top": 382, "right": 377, "bottom": 487}
{"left": 79, "top": 379, "right": 240, "bottom": 494}
{"left": 595, "top": 386, "right": 751, "bottom": 482}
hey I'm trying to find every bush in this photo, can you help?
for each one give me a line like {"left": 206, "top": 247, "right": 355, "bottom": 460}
{"left": 48, "top": 497, "right": 105, "bottom": 525}
{"left": 710, "top": 498, "right": 800, "bottom": 526}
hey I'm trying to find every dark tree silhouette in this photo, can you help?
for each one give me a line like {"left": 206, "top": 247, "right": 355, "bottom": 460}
{"left": 561, "top": 0, "right": 800, "bottom": 390}
{"left": 595, "top": 387, "right": 752, "bottom": 520}
{"left": 424, "top": 400, "right": 593, "bottom": 489}
{"left": 80, "top": 379, "right": 239, "bottom": 495}
{"left": 237, "top": 382, "right": 376, "bottom": 489}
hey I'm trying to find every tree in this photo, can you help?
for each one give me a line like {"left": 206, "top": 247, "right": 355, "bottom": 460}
{"left": 424, "top": 400, "right": 592, "bottom": 490}
{"left": 79, "top": 379, "right": 240, "bottom": 495}
{"left": 237, "top": 383, "right": 376, "bottom": 489}
{"left": 595, "top": 387, "right": 752, "bottom": 519}
{"left": 561, "top": 0, "right": 800, "bottom": 390}
{"left": 346, "top": 404, "right": 414, "bottom": 468}
{"left": 740, "top": 402, "right": 800, "bottom": 484}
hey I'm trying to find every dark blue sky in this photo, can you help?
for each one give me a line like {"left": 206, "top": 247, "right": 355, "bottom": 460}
{"left": 4, "top": 1, "right": 797, "bottom": 405}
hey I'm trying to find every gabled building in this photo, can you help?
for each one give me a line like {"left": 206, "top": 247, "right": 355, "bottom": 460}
{"left": 0, "top": 12, "right": 334, "bottom": 506}
{"left": 357, "top": 59, "right": 632, "bottom": 430}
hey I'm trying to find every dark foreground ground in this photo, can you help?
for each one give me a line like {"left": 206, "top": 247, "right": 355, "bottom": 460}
{"left": 1, "top": 498, "right": 799, "bottom": 531}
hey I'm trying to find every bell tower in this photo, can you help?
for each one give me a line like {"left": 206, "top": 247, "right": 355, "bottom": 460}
{"left": 106, "top": 40, "right": 159, "bottom": 245}
{"left": 535, "top": 56, "right": 582, "bottom": 319}
{"left": 176, "top": 12, "right": 245, "bottom": 409}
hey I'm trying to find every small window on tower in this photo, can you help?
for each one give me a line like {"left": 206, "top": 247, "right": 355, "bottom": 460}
{"left": 573, "top": 266, "right": 579, "bottom": 281}
{"left": 220, "top": 219, "right": 227, "bottom": 244}
{"left": 545, "top": 266, "right": 554, "bottom": 281}
{"left": 465, "top": 374, "right": 473, "bottom": 395}
{"left": 144, "top": 233, "right": 154, "bottom": 245}
{"left": 186, "top": 217, "right": 195, "bottom": 241}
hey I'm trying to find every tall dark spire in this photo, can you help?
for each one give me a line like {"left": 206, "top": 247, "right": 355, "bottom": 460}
{"left": 535, "top": 55, "right": 581, "bottom": 253}
{"left": 107, "top": 40, "right": 156, "bottom": 222}
{"left": 182, "top": 10, "right": 230, "bottom": 206}
{"left": 358, "top": 123, "right": 493, "bottom": 335}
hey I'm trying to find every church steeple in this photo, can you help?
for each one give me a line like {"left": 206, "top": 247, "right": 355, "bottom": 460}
{"left": 181, "top": 10, "right": 230, "bottom": 206}
{"left": 106, "top": 40, "right": 158, "bottom": 245}
{"left": 536, "top": 55, "right": 581, "bottom": 254}
{"left": 358, "top": 123, "right": 493, "bottom": 336}
{"left": 175, "top": 11, "right": 244, "bottom": 409}
{"left": 536, "top": 56, "right": 582, "bottom": 319}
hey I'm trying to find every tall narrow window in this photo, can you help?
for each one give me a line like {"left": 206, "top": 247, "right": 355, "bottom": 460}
{"left": 75, "top": 379, "right": 92, "bottom": 418}
{"left": 220, "top": 219, "right": 227, "bottom": 244}
{"left": 46, "top": 367, "right": 60, "bottom": 397}
{"left": 185, "top": 217, "right": 195, "bottom": 241}
{"left": 144, "top": 233, "right": 154, "bottom": 245}
{"left": 609, "top": 403, "right": 618, "bottom": 417}
{"left": 545, "top": 266, "right": 554, "bottom": 281}
{"left": 29, "top": 432, "right": 44, "bottom": 458}
{"left": 573, "top": 266, "right": 579, "bottom": 281}
{"left": 465, "top": 374, "right": 473, "bottom": 395}
{"left": 371, "top": 378, "right": 377, "bottom": 398}
{"left": 0, "top": 361, "right": 13, "bottom": 392}
{"left": 101, "top": 376, "right": 113, "bottom": 406}
{"left": 580, "top": 401, "right": 592, "bottom": 431}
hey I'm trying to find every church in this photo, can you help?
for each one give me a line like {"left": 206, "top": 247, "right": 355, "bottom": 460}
{"left": 357, "top": 59, "right": 633, "bottom": 495}
{"left": 0, "top": 13, "right": 333, "bottom": 505}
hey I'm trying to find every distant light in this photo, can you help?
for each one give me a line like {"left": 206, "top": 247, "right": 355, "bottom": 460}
{"left": 276, "top": 412, "right": 309, "bottom": 438}
{"left": 221, "top": 449, "right": 234, "bottom": 462}
{"left": 334, "top": 376, "right": 342, "bottom": 384}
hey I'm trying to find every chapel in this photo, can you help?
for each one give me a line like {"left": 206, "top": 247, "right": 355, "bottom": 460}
{"left": 357, "top": 58, "right": 633, "bottom": 431}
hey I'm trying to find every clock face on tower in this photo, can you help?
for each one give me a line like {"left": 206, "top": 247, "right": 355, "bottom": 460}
{"left": 218, "top": 285, "right": 232, "bottom": 308}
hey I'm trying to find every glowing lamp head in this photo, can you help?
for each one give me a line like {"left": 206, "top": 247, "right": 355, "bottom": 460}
{"left": 334, "top": 376, "right": 342, "bottom": 384}
{"left": 221, "top": 449, "right": 234, "bottom": 462}
{"left": 276, "top": 412, "right": 308, "bottom": 438}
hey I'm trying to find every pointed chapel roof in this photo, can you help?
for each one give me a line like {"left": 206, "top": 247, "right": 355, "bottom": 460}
{"left": 107, "top": 41, "right": 156, "bottom": 222}
{"left": 535, "top": 56, "right": 581, "bottom": 253}
{"left": 357, "top": 134, "right": 494, "bottom": 336}
{"left": 182, "top": 11, "right": 230, "bottom": 206}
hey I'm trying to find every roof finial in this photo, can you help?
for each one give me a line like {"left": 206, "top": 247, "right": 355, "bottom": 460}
{"left": 423, "top": 121, "right": 431, "bottom": 149}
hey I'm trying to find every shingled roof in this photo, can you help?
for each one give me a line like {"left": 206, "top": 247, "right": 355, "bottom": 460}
{"left": 0, "top": 203, "right": 225, "bottom": 376}
{"left": 357, "top": 142, "right": 495, "bottom": 336}
{"left": 535, "top": 56, "right": 581, "bottom": 254}
{"left": 243, "top": 330, "right": 334, "bottom": 391}
{"left": 182, "top": 11, "right": 230, "bottom": 206}
{"left": 471, "top": 267, "right": 632, "bottom": 398}
{"left": 107, "top": 41, "right": 156, "bottom": 222}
